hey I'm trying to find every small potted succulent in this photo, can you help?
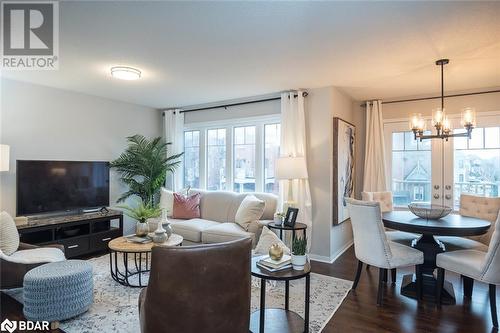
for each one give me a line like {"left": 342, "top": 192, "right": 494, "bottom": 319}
{"left": 274, "top": 212, "right": 286, "bottom": 225}
{"left": 119, "top": 202, "right": 162, "bottom": 237}
{"left": 291, "top": 236, "right": 308, "bottom": 270}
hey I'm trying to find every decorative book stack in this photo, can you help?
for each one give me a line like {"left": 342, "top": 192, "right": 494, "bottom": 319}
{"left": 124, "top": 235, "right": 152, "bottom": 244}
{"left": 257, "top": 255, "right": 292, "bottom": 272}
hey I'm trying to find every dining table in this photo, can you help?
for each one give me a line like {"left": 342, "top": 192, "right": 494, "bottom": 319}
{"left": 382, "top": 211, "right": 491, "bottom": 305}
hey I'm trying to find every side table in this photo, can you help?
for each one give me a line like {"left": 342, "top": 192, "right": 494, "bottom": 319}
{"left": 250, "top": 256, "right": 311, "bottom": 333}
{"left": 267, "top": 222, "right": 307, "bottom": 242}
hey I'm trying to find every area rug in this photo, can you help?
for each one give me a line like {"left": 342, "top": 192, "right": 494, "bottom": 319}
{"left": 7, "top": 255, "right": 352, "bottom": 333}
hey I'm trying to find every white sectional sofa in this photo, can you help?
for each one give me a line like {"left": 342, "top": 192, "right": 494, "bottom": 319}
{"left": 159, "top": 190, "right": 278, "bottom": 247}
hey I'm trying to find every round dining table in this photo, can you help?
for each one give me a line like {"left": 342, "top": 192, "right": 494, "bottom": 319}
{"left": 382, "top": 211, "right": 491, "bottom": 305}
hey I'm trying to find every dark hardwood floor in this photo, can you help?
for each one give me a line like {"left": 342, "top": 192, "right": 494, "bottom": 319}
{"left": 1, "top": 245, "right": 498, "bottom": 332}
{"left": 312, "top": 246, "right": 499, "bottom": 333}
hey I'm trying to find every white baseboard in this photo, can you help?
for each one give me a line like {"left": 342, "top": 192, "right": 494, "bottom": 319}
{"left": 309, "top": 240, "right": 353, "bottom": 264}
{"left": 308, "top": 254, "right": 334, "bottom": 263}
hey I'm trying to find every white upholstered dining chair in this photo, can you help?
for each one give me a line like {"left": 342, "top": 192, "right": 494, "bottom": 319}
{"left": 362, "top": 191, "right": 420, "bottom": 246}
{"left": 436, "top": 214, "right": 500, "bottom": 329}
{"left": 346, "top": 198, "right": 424, "bottom": 306}
{"left": 438, "top": 194, "right": 500, "bottom": 252}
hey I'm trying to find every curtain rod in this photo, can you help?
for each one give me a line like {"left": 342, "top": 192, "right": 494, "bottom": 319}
{"left": 179, "top": 91, "right": 308, "bottom": 114}
{"left": 360, "top": 89, "right": 500, "bottom": 107}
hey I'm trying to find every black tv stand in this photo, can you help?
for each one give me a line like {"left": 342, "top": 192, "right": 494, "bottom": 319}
{"left": 17, "top": 209, "right": 123, "bottom": 258}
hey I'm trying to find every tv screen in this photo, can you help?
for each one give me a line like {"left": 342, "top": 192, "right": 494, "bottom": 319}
{"left": 17, "top": 160, "right": 110, "bottom": 216}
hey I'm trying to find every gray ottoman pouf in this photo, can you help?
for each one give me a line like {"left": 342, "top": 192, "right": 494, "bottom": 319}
{"left": 23, "top": 260, "right": 93, "bottom": 323}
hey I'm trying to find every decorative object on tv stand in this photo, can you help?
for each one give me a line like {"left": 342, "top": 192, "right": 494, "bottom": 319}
{"left": 268, "top": 243, "right": 284, "bottom": 261}
{"left": 119, "top": 202, "right": 162, "bottom": 237}
{"left": 332, "top": 117, "right": 356, "bottom": 225}
{"left": 409, "top": 59, "right": 476, "bottom": 142}
{"left": 408, "top": 203, "right": 452, "bottom": 220}
{"left": 291, "top": 236, "right": 307, "bottom": 271}
{"left": 110, "top": 134, "right": 183, "bottom": 206}
{"left": 284, "top": 207, "right": 299, "bottom": 227}
{"left": 275, "top": 156, "right": 308, "bottom": 212}
{"left": 0, "top": 144, "right": 9, "bottom": 172}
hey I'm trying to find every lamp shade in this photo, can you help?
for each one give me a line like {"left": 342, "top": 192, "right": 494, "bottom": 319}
{"left": 0, "top": 145, "right": 9, "bottom": 172}
{"left": 275, "top": 156, "right": 308, "bottom": 180}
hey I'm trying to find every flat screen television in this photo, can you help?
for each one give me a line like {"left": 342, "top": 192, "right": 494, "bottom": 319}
{"left": 17, "top": 160, "right": 110, "bottom": 216}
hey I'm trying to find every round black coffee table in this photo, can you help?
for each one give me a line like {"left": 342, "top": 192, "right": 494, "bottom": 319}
{"left": 250, "top": 256, "right": 311, "bottom": 333}
{"left": 267, "top": 222, "right": 307, "bottom": 242}
{"left": 382, "top": 211, "right": 490, "bottom": 304}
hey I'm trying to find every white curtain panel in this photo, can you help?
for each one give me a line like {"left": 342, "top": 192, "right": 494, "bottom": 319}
{"left": 163, "top": 109, "right": 185, "bottom": 191}
{"left": 279, "top": 91, "right": 313, "bottom": 246}
{"left": 363, "top": 100, "right": 388, "bottom": 192}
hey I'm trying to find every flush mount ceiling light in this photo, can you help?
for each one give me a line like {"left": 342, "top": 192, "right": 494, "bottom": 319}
{"left": 110, "top": 66, "right": 141, "bottom": 80}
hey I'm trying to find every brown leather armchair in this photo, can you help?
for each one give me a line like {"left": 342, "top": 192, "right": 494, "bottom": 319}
{"left": 0, "top": 242, "right": 66, "bottom": 289}
{"left": 138, "top": 238, "right": 252, "bottom": 333}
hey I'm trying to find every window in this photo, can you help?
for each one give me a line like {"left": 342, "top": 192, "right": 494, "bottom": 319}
{"left": 453, "top": 127, "right": 500, "bottom": 208}
{"left": 385, "top": 115, "right": 500, "bottom": 210}
{"left": 207, "top": 129, "right": 226, "bottom": 190}
{"left": 183, "top": 116, "right": 281, "bottom": 193}
{"left": 264, "top": 123, "right": 281, "bottom": 194}
{"left": 234, "top": 126, "right": 256, "bottom": 192}
{"left": 391, "top": 131, "right": 431, "bottom": 206}
{"left": 184, "top": 130, "right": 200, "bottom": 188}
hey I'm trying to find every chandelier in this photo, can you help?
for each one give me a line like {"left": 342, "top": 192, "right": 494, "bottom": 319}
{"left": 409, "top": 59, "right": 476, "bottom": 141}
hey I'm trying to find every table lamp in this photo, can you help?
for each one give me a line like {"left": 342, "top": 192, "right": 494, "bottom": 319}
{"left": 0, "top": 145, "right": 9, "bottom": 172}
{"left": 275, "top": 156, "right": 308, "bottom": 211}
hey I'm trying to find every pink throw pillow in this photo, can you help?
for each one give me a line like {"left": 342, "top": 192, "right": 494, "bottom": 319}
{"left": 172, "top": 193, "right": 201, "bottom": 219}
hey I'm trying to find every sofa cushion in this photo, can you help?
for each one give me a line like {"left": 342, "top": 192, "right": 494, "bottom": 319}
{"left": 0, "top": 247, "right": 65, "bottom": 264}
{"left": 202, "top": 223, "right": 255, "bottom": 246}
{"left": 235, "top": 195, "right": 265, "bottom": 231}
{"left": 172, "top": 193, "right": 201, "bottom": 219}
{"left": 170, "top": 219, "right": 220, "bottom": 243}
{"left": 229, "top": 193, "right": 278, "bottom": 221}
{"left": 198, "top": 190, "right": 238, "bottom": 222}
{"left": 159, "top": 188, "right": 175, "bottom": 216}
{"left": 0, "top": 211, "right": 20, "bottom": 255}
{"left": 254, "top": 226, "right": 290, "bottom": 256}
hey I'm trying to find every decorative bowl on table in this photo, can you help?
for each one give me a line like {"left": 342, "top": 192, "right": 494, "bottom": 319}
{"left": 408, "top": 203, "right": 452, "bottom": 220}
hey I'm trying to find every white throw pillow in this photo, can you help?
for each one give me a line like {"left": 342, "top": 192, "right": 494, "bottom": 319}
{"left": 0, "top": 211, "right": 20, "bottom": 255}
{"left": 254, "top": 226, "right": 290, "bottom": 255}
{"left": 235, "top": 195, "right": 265, "bottom": 231}
{"left": 159, "top": 187, "right": 174, "bottom": 216}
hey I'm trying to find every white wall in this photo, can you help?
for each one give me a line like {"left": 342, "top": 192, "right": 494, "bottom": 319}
{"left": 305, "top": 86, "right": 361, "bottom": 261}
{"left": 0, "top": 79, "right": 162, "bottom": 234}
{"left": 184, "top": 98, "right": 280, "bottom": 124}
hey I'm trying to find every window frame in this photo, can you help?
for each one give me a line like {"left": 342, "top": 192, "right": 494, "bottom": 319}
{"left": 384, "top": 111, "right": 500, "bottom": 210}
{"left": 183, "top": 114, "right": 281, "bottom": 192}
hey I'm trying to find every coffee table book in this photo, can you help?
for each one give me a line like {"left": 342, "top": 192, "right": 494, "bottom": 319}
{"left": 124, "top": 235, "right": 152, "bottom": 244}
{"left": 256, "top": 262, "right": 292, "bottom": 273}
{"left": 258, "top": 255, "right": 291, "bottom": 269}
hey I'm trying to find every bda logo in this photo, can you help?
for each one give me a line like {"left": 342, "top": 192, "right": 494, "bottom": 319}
{"left": 0, "top": 319, "right": 17, "bottom": 333}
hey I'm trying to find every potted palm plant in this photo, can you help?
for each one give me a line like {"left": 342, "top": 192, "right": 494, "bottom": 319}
{"left": 119, "top": 202, "right": 162, "bottom": 236}
{"left": 111, "top": 134, "right": 183, "bottom": 206}
{"left": 291, "top": 236, "right": 308, "bottom": 270}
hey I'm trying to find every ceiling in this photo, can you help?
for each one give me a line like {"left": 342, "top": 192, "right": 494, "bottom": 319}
{"left": 2, "top": 1, "right": 500, "bottom": 108}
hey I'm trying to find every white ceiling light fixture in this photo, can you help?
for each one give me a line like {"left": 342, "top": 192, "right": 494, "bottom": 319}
{"left": 110, "top": 66, "right": 141, "bottom": 80}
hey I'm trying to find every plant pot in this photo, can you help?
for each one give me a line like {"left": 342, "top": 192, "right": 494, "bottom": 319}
{"left": 291, "top": 254, "right": 307, "bottom": 271}
{"left": 135, "top": 221, "right": 149, "bottom": 237}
